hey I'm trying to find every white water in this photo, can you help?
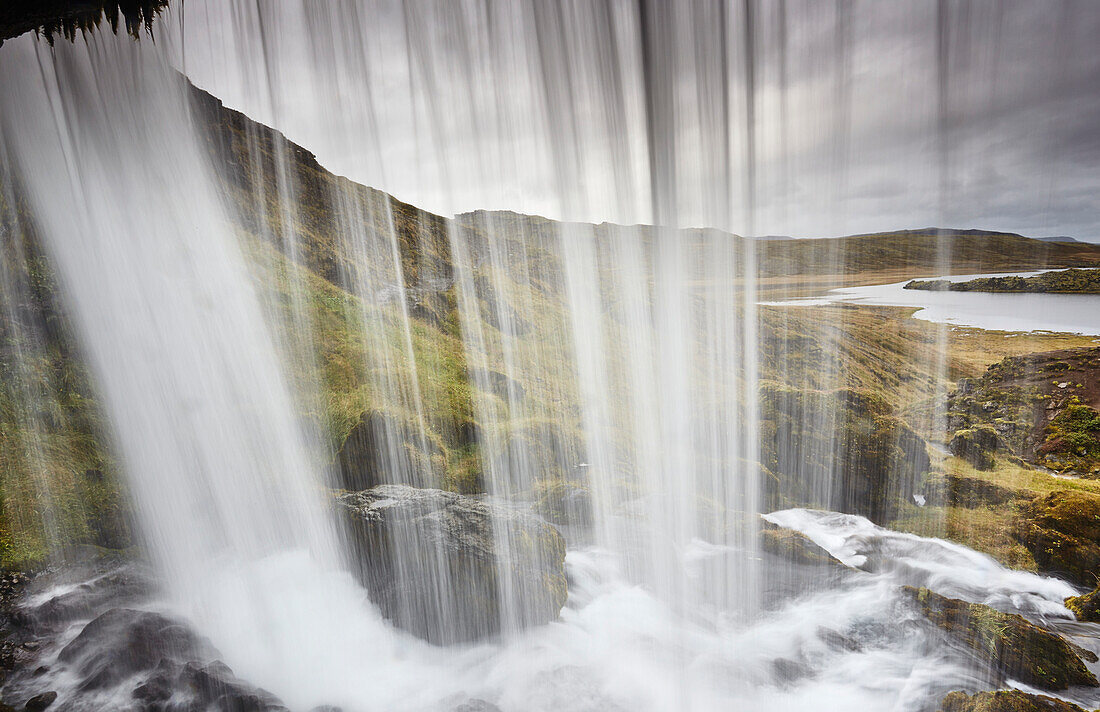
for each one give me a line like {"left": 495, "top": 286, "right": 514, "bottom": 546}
{"left": 763, "top": 270, "right": 1100, "bottom": 335}
{"left": 0, "top": 30, "right": 402, "bottom": 710}
{"left": 3, "top": 3, "right": 1095, "bottom": 712}
{"left": 20, "top": 507, "right": 1100, "bottom": 712}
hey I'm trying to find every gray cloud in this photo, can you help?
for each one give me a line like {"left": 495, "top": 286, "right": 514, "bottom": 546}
{"left": 171, "top": 0, "right": 1100, "bottom": 242}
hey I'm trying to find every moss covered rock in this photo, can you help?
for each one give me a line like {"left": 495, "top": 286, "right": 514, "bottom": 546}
{"left": 1065, "top": 582, "right": 1100, "bottom": 622}
{"left": 334, "top": 410, "right": 445, "bottom": 491}
{"left": 940, "top": 690, "right": 1093, "bottom": 712}
{"left": 336, "top": 485, "right": 567, "bottom": 644}
{"left": 1014, "top": 490, "right": 1100, "bottom": 588}
{"left": 904, "top": 586, "right": 1098, "bottom": 691}
{"left": 950, "top": 426, "right": 1001, "bottom": 470}
{"left": 759, "top": 383, "right": 930, "bottom": 523}
{"left": 1039, "top": 397, "right": 1100, "bottom": 477}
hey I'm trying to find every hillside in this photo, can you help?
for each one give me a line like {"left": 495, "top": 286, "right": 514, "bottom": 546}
{"left": 2, "top": 78, "right": 1099, "bottom": 569}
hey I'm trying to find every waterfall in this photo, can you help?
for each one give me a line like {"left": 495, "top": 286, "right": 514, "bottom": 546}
{"left": 3, "top": 1, "right": 1064, "bottom": 711}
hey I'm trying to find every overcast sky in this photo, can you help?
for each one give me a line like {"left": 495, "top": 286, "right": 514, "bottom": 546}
{"left": 166, "top": 1, "right": 1100, "bottom": 242}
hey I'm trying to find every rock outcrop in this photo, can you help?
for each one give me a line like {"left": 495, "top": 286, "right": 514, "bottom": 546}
{"left": 336, "top": 485, "right": 568, "bottom": 644}
{"left": 759, "top": 520, "right": 848, "bottom": 570}
{"left": 904, "top": 586, "right": 1098, "bottom": 691}
{"left": 10, "top": 606, "right": 290, "bottom": 711}
{"left": 1013, "top": 490, "right": 1100, "bottom": 588}
{"left": 759, "top": 384, "right": 930, "bottom": 523}
{"left": 940, "top": 690, "right": 1093, "bottom": 712}
{"left": 946, "top": 348, "right": 1100, "bottom": 476}
{"left": 335, "top": 410, "right": 444, "bottom": 491}
{"left": 949, "top": 426, "right": 1000, "bottom": 470}
{"left": 1065, "top": 582, "right": 1100, "bottom": 622}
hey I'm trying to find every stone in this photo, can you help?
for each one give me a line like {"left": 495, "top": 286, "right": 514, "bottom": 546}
{"left": 1064, "top": 581, "right": 1100, "bottom": 622}
{"left": 949, "top": 426, "right": 1000, "bottom": 470}
{"left": 759, "top": 521, "right": 847, "bottom": 569}
{"left": 904, "top": 587, "right": 1097, "bottom": 691}
{"left": 939, "top": 690, "right": 1091, "bottom": 712}
{"left": 334, "top": 411, "right": 442, "bottom": 490}
{"left": 23, "top": 691, "right": 56, "bottom": 711}
{"left": 56, "top": 608, "right": 209, "bottom": 692}
{"left": 1013, "top": 490, "right": 1100, "bottom": 588}
{"left": 337, "top": 485, "right": 568, "bottom": 644}
{"left": 759, "top": 385, "right": 930, "bottom": 523}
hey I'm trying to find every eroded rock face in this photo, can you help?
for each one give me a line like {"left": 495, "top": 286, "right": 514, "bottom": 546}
{"left": 0, "top": 563, "right": 303, "bottom": 712}
{"left": 939, "top": 690, "right": 1091, "bottom": 712}
{"left": 57, "top": 608, "right": 209, "bottom": 692}
{"left": 336, "top": 485, "right": 568, "bottom": 644}
{"left": 904, "top": 586, "right": 1098, "bottom": 691}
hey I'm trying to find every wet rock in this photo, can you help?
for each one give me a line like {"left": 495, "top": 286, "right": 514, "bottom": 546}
{"left": 949, "top": 426, "right": 1000, "bottom": 470}
{"left": 56, "top": 608, "right": 210, "bottom": 692}
{"left": 1013, "top": 490, "right": 1100, "bottom": 588}
{"left": 1064, "top": 581, "right": 1100, "bottom": 622}
{"left": 816, "top": 627, "right": 862, "bottom": 652}
{"left": 904, "top": 586, "right": 1098, "bottom": 691}
{"left": 52, "top": 610, "right": 289, "bottom": 711}
{"left": 170, "top": 660, "right": 288, "bottom": 712}
{"left": 334, "top": 410, "right": 443, "bottom": 490}
{"left": 939, "top": 690, "right": 1091, "bottom": 712}
{"left": 453, "top": 700, "right": 502, "bottom": 712}
{"left": 759, "top": 521, "right": 847, "bottom": 569}
{"left": 770, "top": 657, "right": 813, "bottom": 686}
{"left": 19, "top": 563, "right": 153, "bottom": 634}
{"left": 533, "top": 477, "right": 592, "bottom": 526}
{"left": 759, "top": 385, "right": 930, "bottom": 523}
{"left": 336, "top": 485, "right": 568, "bottom": 644}
{"left": 23, "top": 691, "right": 56, "bottom": 711}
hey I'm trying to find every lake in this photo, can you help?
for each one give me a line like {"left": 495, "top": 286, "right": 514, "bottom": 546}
{"left": 761, "top": 270, "right": 1100, "bottom": 336}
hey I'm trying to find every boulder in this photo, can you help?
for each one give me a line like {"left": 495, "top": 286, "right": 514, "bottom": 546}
{"left": 23, "top": 691, "right": 56, "bottom": 711}
{"left": 533, "top": 477, "right": 592, "bottom": 526}
{"left": 922, "top": 473, "right": 1019, "bottom": 509}
{"left": 334, "top": 411, "right": 442, "bottom": 490}
{"left": 949, "top": 426, "right": 1000, "bottom": 470}
{"left": 56, "top": 608, "right": 210, "bottom": 692}
{"left": 904, "top": 587, "right": 1098, "bottom": 691}
{"left": 1065, "top": 582, "right": 1100, "bottom": 622}
{"left": 336, "top": 485, "right": 568, "bottom": 644}
{"left": 940, "top": 690, "right": 1091, "bottom": 712}
{"left": 759, "top": 521, "right": 847, "bottom": 569}
{"left": 45, "top": 608, "right": 289, "bottom": 711}
{"left": 1013, "top": 490, "right": 1100, "bottom": 587}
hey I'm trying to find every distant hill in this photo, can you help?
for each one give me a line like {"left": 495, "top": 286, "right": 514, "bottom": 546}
{"left": 1038, "top": 236, "right": 1081, "bottom": 243}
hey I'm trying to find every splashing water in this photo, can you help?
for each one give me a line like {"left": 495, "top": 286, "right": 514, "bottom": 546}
{"left": 0, "top": 2, "right": 1091, "bottom": 712}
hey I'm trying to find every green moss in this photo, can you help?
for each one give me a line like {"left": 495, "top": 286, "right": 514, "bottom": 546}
{"left": 1064, "top": 582, "right": 1100, "bottom": 622}
{"left": 1039, "top": 397, "right": 1100, "bottom": 476}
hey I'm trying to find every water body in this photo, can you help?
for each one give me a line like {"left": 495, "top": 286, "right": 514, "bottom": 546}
{"left": 763, "top": 271, "right": 1100, "bottom": 336}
